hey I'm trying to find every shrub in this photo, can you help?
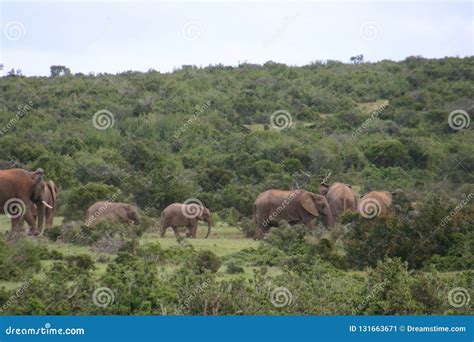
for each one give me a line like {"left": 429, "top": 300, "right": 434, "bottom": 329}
{"left": 225, "top": 262, "right": 245, "bottom": 274}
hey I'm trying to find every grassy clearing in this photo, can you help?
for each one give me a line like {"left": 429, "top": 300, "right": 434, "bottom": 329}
{"left": 356, "top": 99, "right": 389, "bottom": 114}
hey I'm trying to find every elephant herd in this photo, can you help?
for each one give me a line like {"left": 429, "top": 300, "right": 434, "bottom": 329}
{"left": 0, "top": 168, "right": 398, "bottom": 242}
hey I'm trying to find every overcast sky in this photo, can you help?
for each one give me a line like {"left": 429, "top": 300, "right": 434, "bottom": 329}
{"left": 1, "top": 1, "right": 472, "bottom": 76}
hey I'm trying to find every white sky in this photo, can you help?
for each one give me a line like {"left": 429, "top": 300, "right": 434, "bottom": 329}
{"left": 1, "top": 0, "right": 473, "bottom": 76}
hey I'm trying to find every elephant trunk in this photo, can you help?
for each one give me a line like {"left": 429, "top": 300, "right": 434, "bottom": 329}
{"left": 36, "top": 201, "right": 45, "bottom": 235}
{"left": 326, "top": 208, "right": 335, "bottom": 228}
{"left": 205, "top": 218, "right": 212, "bottom": 238}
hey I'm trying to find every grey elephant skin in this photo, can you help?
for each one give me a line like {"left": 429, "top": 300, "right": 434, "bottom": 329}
{"left": 85, "top": 202, "right": 140, "bottom": 227}
{"left": 0, "top": 168, "right": 48, "bottom": 239}
{"left": 254, "top": 189, "right": 334, "bottom": 239}
{"left": 160, "top": 203, "right": 212, "bottom": 239}
{"left": 319, "top": 182, "right": 358, "bottom": 221}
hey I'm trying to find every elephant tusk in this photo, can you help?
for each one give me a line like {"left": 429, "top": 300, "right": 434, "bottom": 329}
{"left": 42, "top": 201, "right": 53, "bottom": 209}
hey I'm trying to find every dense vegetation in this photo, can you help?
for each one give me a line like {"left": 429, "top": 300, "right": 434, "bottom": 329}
{"left": 0, "top": 56, "right": 472, "bottom": 315}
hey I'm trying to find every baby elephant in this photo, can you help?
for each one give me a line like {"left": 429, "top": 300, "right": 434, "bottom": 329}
{"left": 160, "top": 203, "right": 212, "bottom": 239}
{"left": 85, "top": 201, "right": 140, "bottom": 227}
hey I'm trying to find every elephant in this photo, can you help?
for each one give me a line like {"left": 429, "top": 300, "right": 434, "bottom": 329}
{"left": 160, "top": 203, "right": 212, "bottom": 239}
{"left": 0, "top": 168, "right": 49, "bottom": 240}
{"left": 319, "top": 182, "right": 358, "bottom": 221}
{"left": 27, "top": 181, "right": 58, "bottom": 230}
{"left": 358, "top": 191, "right": 393, "bottom": 218}
{"left": 85, "top": 201, "right": 140, "bottom": 227}
{"left": 254, "top": 189, "right": 334, "bottom": 239}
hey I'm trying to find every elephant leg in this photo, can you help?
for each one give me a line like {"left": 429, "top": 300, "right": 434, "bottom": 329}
{"left": 171, "top": 226, "right": 181, "bottom": 239}
{"left": 6, "top": 216, "right": 25, "bottom": 242}
{"left": 45, "top": 209, "right": 53, "bottom": 229}
{"left": 160, "top": 224, "right": 168, "bottom": 238}
{"left": 24, "top": 203, "right": 39, "bottom": 236}
{"left": 189, "top": 223, "right": 197, "bottom": 238}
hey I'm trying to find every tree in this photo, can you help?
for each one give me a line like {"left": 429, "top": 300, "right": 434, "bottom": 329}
{"left": 50, "top": 65, "right": 71, "bottom": 77}
{"left": 350, "top": 54, "right": 364, "bottom": 64}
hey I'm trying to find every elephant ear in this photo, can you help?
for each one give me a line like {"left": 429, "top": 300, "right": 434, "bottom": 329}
{"left": 46, "top": 181, "right": 58, "bottom": 206}
{"left": 300, "top": 192, "right": 319, "bottom": 217}
{"left": 31, "top": 168, "right": 45, "bottom": 201}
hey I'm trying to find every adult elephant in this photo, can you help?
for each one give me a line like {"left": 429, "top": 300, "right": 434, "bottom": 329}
{"left": 85, "top": 201, "right": 140, "bottom": 227}
{"left": 319, "top": 182, "right": 358, "bottom": 221}
{"left": 160, "top": 203, "right": 212, "bottom": 239}
{"left": 0, "top": 168, "right": 49, "bottom": 240}
{"left": 358, "top": 191, "right": 393, "bottom": 218}
{"left": 254, "top": 189, "right": 334, "bottom": 240}
{"left": 29, "top": 181, "right": 58, "bottom": 229}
